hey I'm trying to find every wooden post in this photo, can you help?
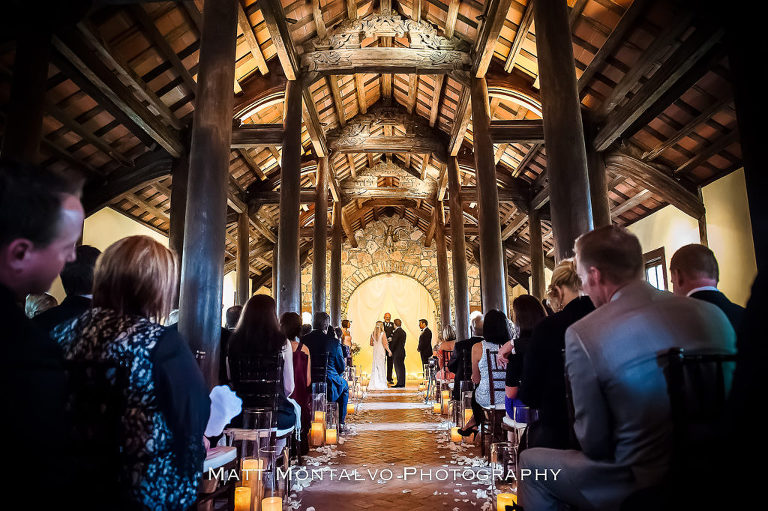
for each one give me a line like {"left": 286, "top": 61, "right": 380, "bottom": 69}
{"left": 312, "top": 157, "right": 329, "bottom": 315}
{"left": 470, "top": 77, "right": 507, "bottom": 314}
{"left": 169, "top": 152, "right": 189, "bottom": 307}
{"left": 236, "top": 211, "right": 250, "bottom": 304}
{"left": 434, "top": 201, "right": 452, "bottom": 332}
{"left": 178, "top": 0, "right": 238, "bottom": 387}
{"left": 271, "top": 241, "right": 278, "bottom": 297}
{"left": 330, "top": 202, "right": 343, "bottom": 326}
{"left": 276, "top": 79, "right": 303, "bottom": 315}
{"left": 1, "top": 33, "right": 50, "bottom": 162}
{"left": 584, "top": 120, "right": 611, "bottom": 228}
{"left": 529, "top": 207, "right": 546, "bottom": 299}
{"left": 447, "top": 157, "right": 470, "bottom": 340}
{"left": 535, "top": 0, "right": 593, "bottom": 260}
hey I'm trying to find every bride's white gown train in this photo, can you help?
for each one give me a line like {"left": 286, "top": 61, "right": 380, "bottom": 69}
{"left": 368, "top": 331, "right": 389, "bottom": 390}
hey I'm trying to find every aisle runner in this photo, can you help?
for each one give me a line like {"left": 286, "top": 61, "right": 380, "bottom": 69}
{"left": 289, "top": 384, "right": 496, "bottom": 511}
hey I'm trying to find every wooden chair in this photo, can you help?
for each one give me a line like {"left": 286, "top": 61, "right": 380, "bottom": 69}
{"left": 196, "top": 446, "right": 238, "bottom": 511}
{"left": 480, "top": 349, "right": 507, "bottom": 459}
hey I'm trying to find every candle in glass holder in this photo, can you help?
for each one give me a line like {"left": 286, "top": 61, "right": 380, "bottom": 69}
{"left": 325, "top": 427, "right": 338, "bottom": 444}
{"left": 347, "top": 403, "right": 355, "bottom": 414}
{"left": 432, "top": 402, "right": 441, "bottom": 413}
{"left": 418, "top": 383, "right": 425, "bottom": 391}
{"left": 441, "top": 390, "right": 450, "bottom": 402}
{"left": 313, "top": 410, "right": 325, "bottom": 422}
{"left": 450, "top": 427, "right": 461, "bottom": 442}
{"left": 241, "top": 457, "right": 263, "bottom": 506}
{"left": 497, "top": 492, "right": 517, "bottom": 511}
{"left": 234, "top": 487, "right": 251, "bottom": 511}
{"left": 442, "top": 399, "right": 450, "bottom": 414}
{"left": 464, "top": 409, "right": 473, "bottom": 425}
{"left": 310, "top": 421, "right": 325, "bottom": 446}
{"left": 262, "top": 496, "right": 282, "bottom": 511}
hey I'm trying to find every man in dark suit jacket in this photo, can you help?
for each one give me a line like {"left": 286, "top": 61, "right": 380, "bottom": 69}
{"left": 382, "top": 312, "right": 395, "bottom": 384}
{"left": 447, "top": 314, "right": 483, "bottom": 401}
{"left": 302, "top": 312, "right": 349, "bottom": 427}
{"left": 671, "top": 244, "right": 745, "bottom": 328}
{"left": 390, "top": 319, "right": 407, "bottom": 387}
{"left": 417, "top": 319, "right": 432, "bottom": 374}
{"left": 34, "top": 245, "right": 100, "bottom": 334}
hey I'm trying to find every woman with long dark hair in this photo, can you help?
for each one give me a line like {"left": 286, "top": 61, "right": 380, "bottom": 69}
{"left": 504, "top": 295, "right": 547, "bottom": 419}
{"left": 280, "top": 311, "right": 311, "bottom": 455}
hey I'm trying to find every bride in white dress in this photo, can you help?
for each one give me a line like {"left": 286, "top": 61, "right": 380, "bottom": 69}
{"left": 368, "top": 321, "right": 392, "bottom": 390}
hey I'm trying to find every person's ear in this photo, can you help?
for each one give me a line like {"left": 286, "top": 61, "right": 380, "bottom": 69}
{"left": 588, "top": 266, "right": 602, "bottom": 288}
{"left": 5, "top": 239, "right": 34, "bottom": 271}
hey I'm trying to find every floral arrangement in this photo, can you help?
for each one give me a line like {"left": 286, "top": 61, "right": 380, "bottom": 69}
{"left": 350, "top": 342, "right": 361, "bottom": 357}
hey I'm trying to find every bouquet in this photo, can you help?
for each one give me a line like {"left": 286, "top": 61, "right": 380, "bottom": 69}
{"left": 350, "top": 343, "right": 361, "bottom": 357}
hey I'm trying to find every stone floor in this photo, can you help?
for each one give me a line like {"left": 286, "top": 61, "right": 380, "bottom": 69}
{"left": 287, "top": 383, "right": 502, "bottom": 511}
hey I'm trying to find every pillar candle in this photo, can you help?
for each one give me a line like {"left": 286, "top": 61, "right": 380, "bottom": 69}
{"left": 450, "top": 427, "right": 461, "bottom": 442}
{"left": 262, "top": 496, "right": 282, "bottom": 511}
{"left": 496, "top": 492, "right": 517, "bottom": 511}
{"left": 442, "top": 400, "right": 450, "bottom": 414}
{"left": 325, "top": 427, "right": 338, "bottom": 444}
{"left": 234, "top": 487, "right": 251, "bottom": 511}
{"left": 464, "top": 409, "right": 473, "bottom": 425}
{"left": 432, "top": 402, "right": 441, "bottom": 413}
{"left": 441, "top": 390, "right": 450, "bottom": 402}
{"left": 241, "top": 458, "right": 263, "bottom": 507}
{"left": 313, "top": 411, "right": 325, "bottom": 422}
{"left": 310, "top": 421, "right": 325, "bottom": 447}
{"left": 347, "top": 403, "right": 355, "bottom": 414}
{"left": 418, "top": 384, "right": 425, "bottom": 391}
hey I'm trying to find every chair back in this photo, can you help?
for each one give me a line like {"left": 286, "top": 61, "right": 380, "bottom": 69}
{"left": 64, "top": 359, "right": 129, "bottom": 501}
{"left": 485, "top": 349, "right": 507, "bottom": 406}
{"left": 311, "top": 351, "right": 330, "bottom": 385}
{"left": 227, "top": 353, "right": 284, "bottom": 428}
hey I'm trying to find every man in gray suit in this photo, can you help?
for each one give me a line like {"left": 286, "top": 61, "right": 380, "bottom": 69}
{"left": 519, "top": 226, "right": 735, "bottom": 511}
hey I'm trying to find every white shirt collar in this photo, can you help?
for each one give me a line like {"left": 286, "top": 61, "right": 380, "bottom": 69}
{"left": 687, "top": 286, "right": 719, "bottom": 297}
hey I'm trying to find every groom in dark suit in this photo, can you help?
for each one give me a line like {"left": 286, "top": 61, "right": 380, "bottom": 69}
{"left": 391, "top": 319, "right": 407, "bottom": 387}
{"left": 383, "top": 312, "right": 395, "bottom": 385}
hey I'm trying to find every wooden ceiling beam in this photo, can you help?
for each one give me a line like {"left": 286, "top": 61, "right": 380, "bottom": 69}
{"left": 237, "top": 148, "right": 267, "bottom": 180}
{"left": 347, "top": 153, "right": 357, "bottom": 178}
{"left": 674, "top": 130, "right": 739, "bottom": 177}
{"left": 311, "top": 0, "right": 328, "bottom": 39}
{"left": 354, "top": 73, "right": 368, "bottom": 114}
{"left": 302, "top": 47, "right": 471, "bottom": 75}
{"left": 610, "top": 188, "right": 653, "bottom": 217}
{"left": 237, "top": 0, "right": 269, "bottom": 75}
{"left": 420, "top": 154, "right": 429, "bottom": 180}
{"left": 329, "top": 134, "right": 447, "bottom": 160}
{"left": 230, "top": 124, "right": 283, "bottom": 147}
{"left": 328, "top": 75, "right": 346, "bottom": 126}
{"left": 501, "top": 211, "right": 528, "bottom": 241}
{"left": 444, "top": 0, "right": 460, "bottom": 39}
{"left": 504, "top": 0, "right": 535, "bottom": 72}
{"left": 429, "top": 75, "right": 444, "bottom": 127}
{"left": 473, "top": 0, "right": 514, "bottom": 77}
{"left": 489, "top": 120, "right": 545, "bottom": 143}
{"left": 341, "top": 204, "right": 358, "bottom": 247}
{"left": 259, "top": 0, "right": 300, "bottom": 80}
{"left": 407, "top": 74, "right": 418, "bottom": 114}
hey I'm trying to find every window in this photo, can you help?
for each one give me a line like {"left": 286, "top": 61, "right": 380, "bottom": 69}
{"left": 643, "top": 247, "right": 668, "bottom": 291}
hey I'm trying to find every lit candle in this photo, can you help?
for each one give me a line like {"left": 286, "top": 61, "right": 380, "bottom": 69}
{"left": 313, "top": 410, "right": 325, "bottom": 422}
{"left": 262, "top": 496, "right": 282, "bottom": 511}
{"left": 441, "top": 390, "right": 450, "bottom": 402}
{"left": 310, "top": 421, "right": 325, "bottom": 447}
{"left": 496, "top": 492, "right": 517, "bottom": 511}
{"left": 464, "top": 409, "right": 473, "bottom": 425}
{"left": 442, "top": 400, "right": 450, "bottom": 414}
{"left": 241, "top": 457, "right": 263, "bottom": 507}
{"left": 234, "top": 487, "right": 251, "bottom": 511}
{"left": 325, "top": 427, "right": 338, "bottom": 444}
{"left": 432, "top": 402, "right": 441, "bottom": 413}
{"left": 347, "top": 403, "right": 355, "bottom": 414}
{"left": 418, "top": 384, "right": 425, "bottom": 391}
{"left": 450, "top": 427, "right": 461, "bottom": 442}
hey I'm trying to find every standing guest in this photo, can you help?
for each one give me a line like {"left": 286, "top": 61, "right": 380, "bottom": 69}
{"left": 24, "top": 292, "right": 58, "bottom": 318}
{"left": 0, "top": 162, "right": 83, "bottom": 508}
{"left": 417, "top": 318, "right": 433, "bottom": 375}
{"left": 501, "top": 296, "right": 547, "bottom": 420}
{"left": 228, "top": 295, "right": 299, "bottom": 438}
{"left": 34, "top": 245, "right": 100, "bottom": 333}
{"left": 519, "top": 226, "right": 736, "bottom": 511}
{"left": 447, "top": 315, "right": 483, "bottom": 401}
{"left": 518, "top": 260, "right": 595, "bottom": 450}
{"left": 341, "top": 319, "right": 353, "bottom": 365}
{"left": 219, "top": 305, "right": 242, "bottom": 384}
{"left": 670, "top": 243, "right": 745, "bottom": 328}
{"left": 281, "top": 311, "right": 311, "bottom": 455}
{"left": 302, "top": 312, "right": 349, "bottom": 431}
{"left": 459, "top": 310, "right": 509, "bottom": 437}
{"left": 391, "top": 318, "right": 407, "bottom": 387}
{"left": 383, "top": 312, "right": 395, "bottom": 384}
{"left": 54, "top": 235, "right": 210, "bottom": 510}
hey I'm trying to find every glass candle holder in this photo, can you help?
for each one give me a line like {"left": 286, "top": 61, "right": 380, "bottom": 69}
{"left": 325, "top": 402, "right": 339, "bottom": 445}
{"left": 461, "top": 391, "right": 474, "bottom": 428}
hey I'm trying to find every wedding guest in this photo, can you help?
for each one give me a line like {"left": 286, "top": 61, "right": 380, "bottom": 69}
{"left": 341, "top": 319, "right": 353, "bottom": 365}
{"left": 670, "top": 243, "right": 745, "bottom": 328}
{"left": 300, "top": 323, "right": 312, "bottom": 337}
{"left": 518, "top": 260, "right": 595, "bottom": 449}
{"left": 458, "top": 310, "right": 509, "bottom": 437}
{"left": 281, "top": 311, "right": 311, "bottom": 455}
{"left": 503, "top": 295, "right": 546, "bottom": 420}
{"left": 24, "top": 292, "right": 58, "bottom": 318}
{"left": 54, "top": 235, "right": 210, "bottom": 510}
{"left": 0, "top": 161, "right": 83, "bottom": 508}
{"left": 448, "top": 314, "right": 483, "bottom": 401}
{"left": 391, "top": 319, "right": 407, "bottom": 387}
{"left": 519, "top": 226, "right": 736, "bottom": 511}
{"left": 219, "top": 305, "right": 242, "bottom": 384}
{"left": 417, "top": 318, "right": 433, "bottom": 375}
{"left": 383, "top": 312, "right": 395, "bottom": 384}
{"left": 34, "top": 244, "right": 100, "bottom": 333}
{"left": 436, "top": 324, "right": 456, "bottom": 380}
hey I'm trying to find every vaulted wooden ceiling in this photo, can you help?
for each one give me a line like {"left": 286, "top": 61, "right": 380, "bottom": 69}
{"left": 0, "top": 0, "right": 740, "bottom": 289}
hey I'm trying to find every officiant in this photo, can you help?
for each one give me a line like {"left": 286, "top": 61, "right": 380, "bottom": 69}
{"left": 383, "top": 312, "right": 395, "bottom": 385}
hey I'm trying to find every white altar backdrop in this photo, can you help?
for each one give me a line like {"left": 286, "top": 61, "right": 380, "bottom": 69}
{"left": 347, "top": 273, "right": 437, "bottom": 379}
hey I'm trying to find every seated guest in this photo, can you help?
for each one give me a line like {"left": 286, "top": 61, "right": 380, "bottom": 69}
{"left": 281, "top": 312, "right": 311, "bottom": 455}
{"left": 448, "top": 314, "right": 483, "bottom": 401}
{"left": 300, "top": 323, "right": 312, "bottom": 337}
{"left": 436, "top": 324, "right": 456, "bottom": 380}
{"left": 24, "top": 292, "right": 58, "bottom": 318}
{"left": 670, "top": 243, "right": 745, "bottom": 328}
{"left": 1, "top": 162, "right": 84, "bottom": 507}
{"left": 302, "top": 312, "right": 349, "bottom": 431}
{"left": 502, "top": 295, "right": 546, "bottom": 420}
{"left": 54, "top": 235, "right": 210, "bottom": 510}
{"left": 34, "top": 245, "right": 100, "bottom": 333}
{"left": 518, "top": 260, "right": 595, "bottom": 450}
{"left": 228, "top": 295, "right": 299, "bottom": 437}
{"left": 219, "top": 305, "right": 242, "bottom": 384}
{"left": 458, "top": 310, "right": 510, "bottom": 437}
{"left": 519, "top": 226, "right": 736, "bottom": 511}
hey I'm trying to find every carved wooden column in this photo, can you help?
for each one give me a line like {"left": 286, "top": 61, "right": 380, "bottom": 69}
{"left": 529, "top": 207, "right": 546, "bottom": 299}
{"left": 434, "top": 201, "right": 452, "bottom": 332}
{"left": 312, "top": 157, "right": 329, "bottom": 315}
{"left": 585, "top": 120, "right": 611, "bottom": 228}
{"left": 447, "top": 157, "right": 470, "bottom": 340}
{"left": 330, "top": 202, "right": 343, "bottom": 327}
{"left": 1, "top": 33, "right": 50, "bottom": 162}
{"left": 178, "top": 0, "right": 237, "bottom": 387}
{"left": 236, "top": 211, "right": 250, "bottom": 304}
{"left": 471, "top": 77, "right": 507, "bottom": 314}
{"left": 535, "top": 0, "right": 593, "bottom": 260}
{"left": 169, "top": 152, "right": 189, "bottom": 307}
{"left": 276, "top": 79, "right": 303, "bottom": 315}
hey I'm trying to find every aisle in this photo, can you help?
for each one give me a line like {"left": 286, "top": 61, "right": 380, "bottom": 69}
{"left": 289, "top": 383, "right": 494, "bottom": 511}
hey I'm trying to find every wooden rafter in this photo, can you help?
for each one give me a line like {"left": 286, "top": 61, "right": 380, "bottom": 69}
{"left": 504, "top": 0, "right": 535, "bottom": 73}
